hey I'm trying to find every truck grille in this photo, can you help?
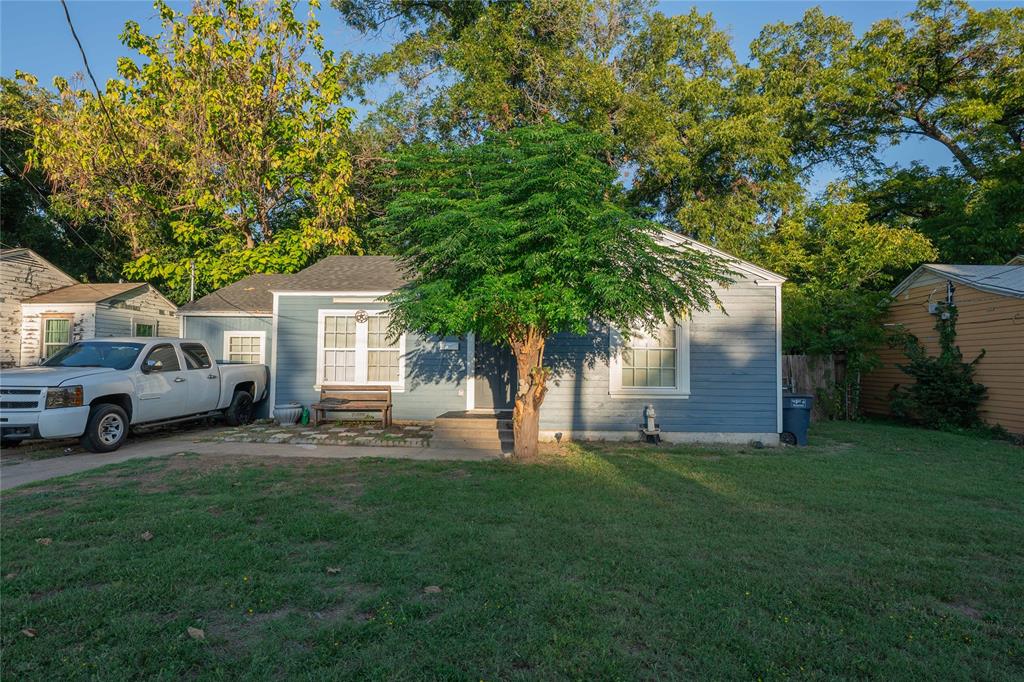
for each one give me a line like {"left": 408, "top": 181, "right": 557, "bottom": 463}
{"left": 0, "top": 388, "right": 43, "bottom": 411}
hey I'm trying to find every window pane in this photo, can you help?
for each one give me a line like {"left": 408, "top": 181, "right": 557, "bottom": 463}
{"left": 368, "top": 316, "right": 398, "bottom": 349}
{"left": 226, "top": 335, "right": 261, "bottom": 363}
{"left": 135, "top": 323, "right": 154, "bottom": 337}
{"left": 182, "top": 343, "right": 212, "bottom": 369}
{"left": 324, "top": 316, "right": 356, "bottom": 348}
{"left": 44, "top": 319, "right": 71, "bottom": 344}
{"left": 622, "top": 322, "right": 676, "bottom": 388}
{"left": 323, "top": 349, "right": 355, "bottom": 383}
{"left": 145, "top": 345, "right": 180, "bottom": 372}
{"left": 368, "top": 350, "right": 399, "bottom": 381}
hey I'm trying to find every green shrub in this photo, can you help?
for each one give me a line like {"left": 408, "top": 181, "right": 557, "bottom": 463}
{"left": 890, "top": 305, "right": 987, "bottom": 430}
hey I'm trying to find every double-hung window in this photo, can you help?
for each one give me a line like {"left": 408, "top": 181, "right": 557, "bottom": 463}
{"left": 41, "top": 316, "right": 73, "bottom": 359}
{"left": 321, "top": 316, "right": 357, "bottom": 382}
{"left": 224, "top": 331, "right": 266, "bottom": 364}
{"left": 609, "top": 319, "right": 690, "bottom": 398}
{"left": 317, "top": 311, "right": 404, "bottom": 389}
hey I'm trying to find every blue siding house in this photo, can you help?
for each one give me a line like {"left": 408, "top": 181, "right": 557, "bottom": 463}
{"left": 179, "top": 234, "right": 785, "bottom": 444}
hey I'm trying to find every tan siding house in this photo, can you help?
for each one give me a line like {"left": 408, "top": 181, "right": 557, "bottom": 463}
{"left": 861, "top": 263, "right": 1024, "bottom": 435}
{"left": 0, "top": 249, "right": 78, "bottom": 367}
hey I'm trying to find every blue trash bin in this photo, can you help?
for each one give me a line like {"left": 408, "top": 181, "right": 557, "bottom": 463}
{"left": 781, "top": 394, "right": 814, "bottom": 446}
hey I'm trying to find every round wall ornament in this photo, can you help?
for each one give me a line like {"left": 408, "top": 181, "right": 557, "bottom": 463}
{"left": 354, "top": 309, "right": 369, "bottom": 323}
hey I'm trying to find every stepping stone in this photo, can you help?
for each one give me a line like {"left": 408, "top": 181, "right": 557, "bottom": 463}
{"left": 365, "top": 429, "right": 384, "bottom": 435}
{"left": 310, "top": 434, "right": 329, "bottom": 440}
{"left": 329, "top": 428, "right": 352, "bottom": 433}
{"left": 352, "top": 437, "right": 375, "bottom": 445}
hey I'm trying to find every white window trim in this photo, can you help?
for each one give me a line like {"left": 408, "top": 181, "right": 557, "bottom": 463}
{"left": 223, "top": 330, "right": 267, "bottom": 365}
{"left": 315, "top": 308, "right": 406, "bottom": 392}
{"left": 608, "top": 320, "right": 690, "bottom": 398}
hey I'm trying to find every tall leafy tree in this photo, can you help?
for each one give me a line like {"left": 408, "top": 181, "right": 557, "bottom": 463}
{"left": 32, "top": 0, "right": 358, "bottom": 302}
{"left": 377, "top": 123, "right": 732, "bottom": 457}
{"left": 759, "top": 192, "right": 937, "bottom": 415}
{"left": 0, "top": 77, "right": 125, "bottom": 280}
{"left": 751, "top": 0, "right": 1024, "bottom": 263}
{"left": 338, "top": 0, "right": 804, "bottom": 257}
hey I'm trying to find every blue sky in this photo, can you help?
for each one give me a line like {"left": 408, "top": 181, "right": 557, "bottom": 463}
{"left": 1, "top": 1, "right": 1018, "bottom": 190}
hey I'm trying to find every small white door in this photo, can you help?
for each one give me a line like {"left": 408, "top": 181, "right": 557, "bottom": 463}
{"left": 133, "top": 343, "right": 189, "bottom": 423}
{"left": 180, "top": 342, "right": 220, "bottom": 413}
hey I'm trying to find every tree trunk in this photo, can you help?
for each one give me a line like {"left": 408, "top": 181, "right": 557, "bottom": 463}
{"left": 510, "top": 328, "right": 549, "bottom": 458}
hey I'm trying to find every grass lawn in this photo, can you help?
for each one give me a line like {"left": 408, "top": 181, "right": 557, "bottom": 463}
{"left": 2, "top": 422, "right": 1022, "bottom": 679}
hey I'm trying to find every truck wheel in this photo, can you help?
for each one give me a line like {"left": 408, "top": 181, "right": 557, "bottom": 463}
{"left": 81, "top": 404, "right": 129, "bottom": 453}
{"left": 224, "top": 391, "right": 254, "bottom": 426}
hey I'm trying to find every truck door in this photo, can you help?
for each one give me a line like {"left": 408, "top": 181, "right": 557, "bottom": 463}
{"left": 181, "top": 342, "right": 221, "bottom": 412}
{"left": 134, "top": 343, "right": 189, "bottom": 423}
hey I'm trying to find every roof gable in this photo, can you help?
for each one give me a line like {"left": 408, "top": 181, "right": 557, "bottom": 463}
{"left": 892, "top": 264, "right": 1024, "bottom": 299}
{"left": 656, "top": 230, "right": 785, "bottom": 284}
{"left": 23, "top": 282, "right": 148, "bottom": 304}
{"left": 0, "top": 248, "right": 77, "bottom": 287}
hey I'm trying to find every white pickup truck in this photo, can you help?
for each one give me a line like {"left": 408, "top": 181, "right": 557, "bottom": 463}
{"left": 0, "top": 338, "right": 268, "bottom": 452}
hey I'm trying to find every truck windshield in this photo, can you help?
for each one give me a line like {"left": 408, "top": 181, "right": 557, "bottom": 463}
{"left": 43, "top": 342, "right": 145, "bottom": 370}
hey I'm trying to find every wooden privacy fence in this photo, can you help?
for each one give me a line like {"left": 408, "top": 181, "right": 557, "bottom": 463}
{"left": 782, "top": 354, "right": 848, "bottom": 422}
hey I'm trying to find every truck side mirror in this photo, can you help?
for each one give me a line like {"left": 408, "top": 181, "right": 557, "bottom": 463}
{"left": 143, "top": 359, "right": 164, "bottom": 373}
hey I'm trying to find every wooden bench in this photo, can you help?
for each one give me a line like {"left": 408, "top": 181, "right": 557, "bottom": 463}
{"left": 311, "top": 386, "right": 393, "bottom": 427}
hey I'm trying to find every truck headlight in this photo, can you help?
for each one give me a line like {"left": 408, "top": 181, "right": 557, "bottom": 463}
{"left": 46, "top": 385, "right": 84, "bottom": 409}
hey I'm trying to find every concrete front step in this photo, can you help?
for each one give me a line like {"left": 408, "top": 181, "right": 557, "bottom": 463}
{"left": 432, "top": 411, "right": 515, "bottom": 453}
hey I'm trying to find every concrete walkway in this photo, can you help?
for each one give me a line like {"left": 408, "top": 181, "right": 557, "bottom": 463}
{"left": 0, "top": 431, "right": 502, "bottom": 491}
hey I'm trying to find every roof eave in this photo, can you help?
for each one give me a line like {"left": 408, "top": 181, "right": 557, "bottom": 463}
{"left": 657, "top": 230, "right": 786, "bottom": 284}
{"left": 891, "top": 264, "right": 1024, "bottom": 299}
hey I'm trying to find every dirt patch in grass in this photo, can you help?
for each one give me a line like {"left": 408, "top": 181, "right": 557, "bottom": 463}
{"left": 205, "top": 588, "right": 377, "bottom": 657}
{"left": 944, "top": 600, "right": 984, "bottom": 621}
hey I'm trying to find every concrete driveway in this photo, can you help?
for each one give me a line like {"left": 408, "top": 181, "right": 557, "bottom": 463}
{"left": 0, "top": 429, "right": 502, "bottom": 491}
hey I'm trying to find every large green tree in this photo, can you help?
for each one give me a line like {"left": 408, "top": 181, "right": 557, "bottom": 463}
{"left": 0, "top": 77, "right": 125, "bottom": 280}
{"left": 33, "top": 0, "right": 358, "bottom": 302}
{"left": 759, "top": 192, "right": 937, "bottom": 415}
{"left": 338, "top": 0, "right": 804, "bottom": 258}
{"left": 377, "top": 123, "right": 732, "bottom": 457}
{"left": 751, "top": 0, "right": 1024, "bottom": 263}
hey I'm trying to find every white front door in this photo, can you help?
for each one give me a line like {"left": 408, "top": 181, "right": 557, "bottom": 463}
{"left": 133, "top": 343, "right": 189, "bottom": 423}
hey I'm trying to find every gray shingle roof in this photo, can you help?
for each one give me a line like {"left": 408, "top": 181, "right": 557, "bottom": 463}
{"left": 179, "top": 273, "right": 293, "bottom": 313}
{"left": 22, "top": 282, "right": 148, "bottom": 304}
{"left": 271, "top": 256, "right": 407, "bottom": 292}
{"left": 893, "top": 264, "right": 1024, "bottom": 299}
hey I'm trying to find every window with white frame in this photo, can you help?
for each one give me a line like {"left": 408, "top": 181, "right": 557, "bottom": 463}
{"left": 224, "top": 331, "right": 266, "bottom": 364}
{"left": 322, "top": 315, "right": 357, "bottom": 382}
{"left": 316, "top": 310, "right": 404, "bottom": 389}
{"left": 41, "top": 316, "right": 72, "bottom": 359}
{"left": 609, "top": 319, "right": 690, "bottom": 397}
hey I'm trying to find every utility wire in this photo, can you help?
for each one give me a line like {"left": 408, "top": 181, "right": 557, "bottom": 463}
{"left": 60, "top": 0, "right": 168, "bottom": 239}
{"left": 60, "top": 0, "right": 134, "bottom": 170}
